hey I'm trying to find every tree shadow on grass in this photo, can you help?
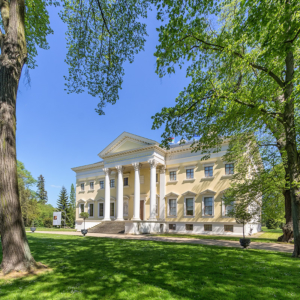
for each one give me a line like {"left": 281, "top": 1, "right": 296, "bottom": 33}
{"left": 0, "top": 234, "right": 299, "bottom": 299}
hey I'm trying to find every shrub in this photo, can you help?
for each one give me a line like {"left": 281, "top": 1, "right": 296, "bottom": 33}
{"left": 266, "top": 219, "right": 278, "bottom": 229}
{"left": 43, "top": 217, "right": 53, "bottom": 228}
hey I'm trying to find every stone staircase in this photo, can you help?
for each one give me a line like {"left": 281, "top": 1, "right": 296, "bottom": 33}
{"left": 88, "top": 221, "right": 125, "bottom": 234}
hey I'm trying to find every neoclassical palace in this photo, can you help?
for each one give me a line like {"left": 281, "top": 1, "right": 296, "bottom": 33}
{"left": 72, "top": 132, "right": 261, "bottom": 235}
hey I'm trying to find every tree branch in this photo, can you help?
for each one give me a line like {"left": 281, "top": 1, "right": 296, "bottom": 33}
{"left": 0, "top": 0, "right": 9, "bottom": 33}
{"left": 284, "top": 28, "right": 300, "bottom": 44}
{"left": 189, "top": 35, "right": 284, "bottom": 88}
{"left": 95, "top": 0, "right": 111, "bottom": 36}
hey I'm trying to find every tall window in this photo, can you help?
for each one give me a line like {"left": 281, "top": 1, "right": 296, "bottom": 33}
{"left": 156, "top": 173, "right": 158, "bottom": 183}
{"left": 225, "top": 163, "right": 234, "bottom": 175}
{"left": 185, "top": 198, "right": 194, "bottom": 216}
{"left": 156, "top": 198, "right": 159, "bottom": 215}
{"left": 110, "top": 203, "right": 114, "bottom": 217}
{"left": 124, "top": 177, "right": 129, "bottom": 186}
{"left": 110, "top": 179, "right": 115, "bottom": 188}
{"left": 169, "top": 199, "right": 177, "bottom": 216}
{"left": 99, "top": 203, "right": 104, "bottom": 217}
{"left": 90, "top": 182, "right": 94, "bottom": 190}
{"left": 89, "top": 204, "right": 94, "bottom": 217}
{"left": 80, "top": 203, "right": 84, "bottom": 213}
{"left": 225, "top": 204, "right": 233, "bottom": 216}
{"left": 80, "top": 183, "right": 84, "bottom": 191}
{"left": 170, "top": 171, "right": 177, "bottom": 181}
{"left": 205, "top": 166, "right": 213, "bottom": 177}
{"left": 99, "top": 180, "right": 104, "bottom": 189}
{"left": 186, "top": 169, "right": 194, "bottom": 179}
{"left": 204, "top": 197, "right": 213, "bottom": 216}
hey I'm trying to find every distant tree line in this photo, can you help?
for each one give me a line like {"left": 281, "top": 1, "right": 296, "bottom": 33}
{"left": 18, "top": 161, "right": 76, "bottom": 228}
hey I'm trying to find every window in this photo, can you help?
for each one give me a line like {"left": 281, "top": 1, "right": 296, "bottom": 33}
{"left": 225, "top": 204, "right": 233, "bottom": 216}
{"left": 186, "top": 169, "right": 194, "bottom": 179}
{"left": 80, "top": 183, "right": 85, "bottom": 191}
{"left": 80, "top": 203, "right": 84, "bottom": 213}
{"left": 169, "top": 224, "right": 176, "bottom": 230}
{"left": 186, "top": 224, "right": 193, "bottom": 231}
{"left": 169, "top": 199, "right": 177, "bottom": 216}
{"left": 110, "top": 202, "right": 115, "bottom": 217}
{"left": 224, "top": 225, "right": 234, "bottom": 232}
{"left": 99, "top": 203, "right": 104, "bottom": 217}
{"left": 99, "top": 180, "right": 104, "bottom": 189}
{"left": 185, "top": 198, "right": 194, "bottom": 216}
{"left": 225, "top": 163, "right": 234, "bottom": 175}
{"left": 204, "top": 166, "right": 213, "bottom": 177}
{"left": 204, "top": 224, "right": 212, "bottom": 231}
{"left": 156, "top": 173, "right": 158, "bottom": 183}
{"left": 156, "top": 198, "right": 159, "bottom": 215}
{"left": 90, "top": 182, "right": 94, "bottom": 190}
{"left": 170, "top": 171, "right": 177, "bottom": 181}
{"left": 89, "top": 204, "right": 94, "bottom": 217}
{"left": 110, "top": 179, "right": 115, "bottom": 188}
{"left": 204, "top": 197, "right": 213, "bottom": 216}
{"left": 124, "top": 177, "right": 129, "bottom": 186}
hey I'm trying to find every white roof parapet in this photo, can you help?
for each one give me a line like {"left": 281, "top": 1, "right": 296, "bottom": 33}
{"left": 182, "top": 191, "right": 197, "bottom": 196}
{"left": 199, "top": 189, "right": 216, "bottom": 195}
{"left": 165, "top": 192, "right": 180, "bottom": 198}
{"left": 71, "top": 161, "right": 104, "bottom": 172}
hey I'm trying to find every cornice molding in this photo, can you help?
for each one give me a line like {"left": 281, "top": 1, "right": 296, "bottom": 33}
{"left": 72, "top": 162, "right": 104, "bottom": 173}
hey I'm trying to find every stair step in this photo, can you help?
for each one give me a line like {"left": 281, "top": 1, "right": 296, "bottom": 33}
{"left": 89, "top": 221, "right": 125, "bottom": 234}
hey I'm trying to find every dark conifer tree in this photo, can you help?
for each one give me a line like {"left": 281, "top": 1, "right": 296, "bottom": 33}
{"left": 36, "top": 175, "right": 48, "bottom": 204}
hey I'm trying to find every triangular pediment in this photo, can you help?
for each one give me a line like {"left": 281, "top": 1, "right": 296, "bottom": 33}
{"left": 98, "top": 132, "right": 158, "bottom": 158}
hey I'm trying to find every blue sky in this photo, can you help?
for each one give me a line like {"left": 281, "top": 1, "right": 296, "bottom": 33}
{"left": 17, "top": 6, "right": 190, "bottom": 207}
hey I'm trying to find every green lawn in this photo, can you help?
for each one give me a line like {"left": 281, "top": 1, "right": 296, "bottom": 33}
{"left": 0, "top": 233, "right": 299, "bottom": 299}
{"left": 25, "top": 227, "right": 76, "bottom": 232}
{"left": 153, "top": 227, "right": 284, "bottom": 244}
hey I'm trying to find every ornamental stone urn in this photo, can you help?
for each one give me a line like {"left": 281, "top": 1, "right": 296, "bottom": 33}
{"left": 30, "top": 221, "right": 36, "bottom": 233}
{"left": 239, "top": 238, "right": 251, "bottom": 248}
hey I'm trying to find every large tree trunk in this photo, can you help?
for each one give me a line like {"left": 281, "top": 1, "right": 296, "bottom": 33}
{"left": 278, "top": 187, "right": 293, "bottom": 242}
{"left": 0, "top": 0, "right": 37, "bottom": 274}
{"left": 283, "top": 51, "right": 300, "bottom": 257}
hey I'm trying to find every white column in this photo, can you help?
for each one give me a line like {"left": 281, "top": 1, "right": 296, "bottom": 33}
{"left": 148, "top": 159, "right": 159, "bottom": 220}
{"left": 116, "top": 165, "right": 124, "bottom": 221}
{"left": 159, "top": 165, "right": 166, "bottom": 220}
{"left": 132, "top": 162, "right": 141, "bottom": 221}
{"left": 103, "top": 168, "right": 111, "bottom": 221}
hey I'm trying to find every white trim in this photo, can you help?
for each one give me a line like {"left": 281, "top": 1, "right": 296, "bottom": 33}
{"left": 167, "top": 180, "right": 178, "bottom": 184}
{"left": 79, "top": 203, "right": 85, "bottom": 214}
{"left": 89, "top": 181, "right": 95, "bottom": 191}
{"left": 221, "top": 174, "right": 234, "bottom": 179}
{"left": 199, "top": 189, "right": 216, "bottom": 195}
{"left": 77, "top": 199, "right": 86, "bottom": 204}
{"left": 165, "top": 192, "right": 180, "bottom": 198}
{"left": 182, "top": 190, "right": 197, "bottom": 197}
{"left": 123, "top": 173, "right": 130, "bottom": 178}
{"left": 201, "top": 177, "right": 214, "bottom": 181}
{"left": 99, "top": 179, "right": 105, "bottom": 189}
{"left": 184, "top": 165, "right": 196, "bottom": 169}
{"left": 168, "top": 167, "right": 179, "bottom": 172}
{"left": 183, "top": 178, "right": 195, "bottom": 182}
{"left": 202, "top": 162, "right": 215, "bottom": 167}
{"left": 202, "top": 195, "right": 214, "bottom": 217}
{"left": 184, "top": 196, "right": 195, "bottom": 217}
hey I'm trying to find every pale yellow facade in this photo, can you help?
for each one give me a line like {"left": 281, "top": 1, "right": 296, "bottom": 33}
{"left": 72, "top": 132, "right": 260, "bottom": 235}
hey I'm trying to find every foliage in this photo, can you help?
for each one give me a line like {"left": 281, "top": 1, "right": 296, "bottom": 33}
{"left": 43, "top": 217, "right": 53, "bottom": 228}
{"left": 222, "top": 133, "right": 285, "bottom": 225}
{"left": 266, "top": 219, "right": 279, "bottom": 230}
{"left": 36, "top": 175, "right": 48, "bottom": 204}
{"left": 56, "top": 186, "right": 69, "bottom": 212}
{"left": 60, "top": 0, "right": 149, "bottom": 115}
{"left": 79, "top": 212, "right": 89, "bottom": 220}
{"left": 0, "top": 234, "right": 299, "bottom": 299}
{"left": 70, "top": 183, "right": 76, "bottom": 210}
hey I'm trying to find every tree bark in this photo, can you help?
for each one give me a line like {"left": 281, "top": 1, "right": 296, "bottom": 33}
{"left": 0, "top": 0, "right": 37, "bottom": 274}
{"left": 278, "top": 187, "right": 293, "bottom": 242}
{"left": 283, "top": 51, "right": 300, "bottom": 256}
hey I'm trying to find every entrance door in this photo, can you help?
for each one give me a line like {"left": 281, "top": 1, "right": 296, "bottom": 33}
{"left": 140, "top": 200, "right": 144, "bottom": 220}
